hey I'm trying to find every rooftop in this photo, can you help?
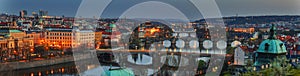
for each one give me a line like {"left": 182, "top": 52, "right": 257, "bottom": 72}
{"left": 0, "top": 29, "right": 22, "bottom": 33}
{"left": 45, "top": 28, "right": 73, "bottom": 32}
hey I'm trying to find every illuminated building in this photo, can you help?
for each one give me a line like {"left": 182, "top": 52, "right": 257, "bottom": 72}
{"left": 129, "top": 21, "right": 173, "bottom": 50}
{"left": 0, "top": 29, "right": 34, "bottom": 56}
{"left": 26, "top": 31, "right": 42, "bottom": 45}
{"left": 44, "top": 28, "right": 73, "bottom": 50}
{"left": 44, "top": 28, "right": 96, "bottom": 50}
{"left": 95, "top": 29, "right": 103, "bottom": 49}
{"left": 229, "top": 27, "right": 255, "bottom": 34}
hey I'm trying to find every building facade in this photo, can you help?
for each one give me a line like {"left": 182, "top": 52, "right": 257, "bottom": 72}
{"left": 73, "top": 30, "right": 95, "bottom": 50}
{"left": 95, "top": 29, "right": 103, "bottom": 49}
{"left": 44, "top": 28, "right": 73, "bottom": 50}
{"left": 0, "top": 29, "right": 34, "bottom": 59}
{"left": 26, "top": 31, "right": 42, "bottom": 45}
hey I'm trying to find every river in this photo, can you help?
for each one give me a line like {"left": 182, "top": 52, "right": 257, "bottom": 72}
{"left": 0, "top": 53, "right": 208, "bottom": 76}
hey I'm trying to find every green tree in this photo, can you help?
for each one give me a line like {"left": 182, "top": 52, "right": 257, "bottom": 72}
{"left": 226, "top": 47, "right": 236, "bottom": 55}
{"left": 243, "top": 57, "right": 300, "bottom": 76}
{"left": 198, "top": 60, "right": 207, "bottom": 69}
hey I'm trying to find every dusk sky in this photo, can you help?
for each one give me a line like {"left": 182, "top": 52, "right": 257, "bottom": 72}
{"left": 1, "top": 0, "right": 300, "bottom": 20}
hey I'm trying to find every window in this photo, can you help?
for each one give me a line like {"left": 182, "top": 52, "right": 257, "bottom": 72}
{"left": 265, "top": 43, "right": 269, "bottom": 51}
{"left": 280, "top": 43, "right": 284, "bottom": 49}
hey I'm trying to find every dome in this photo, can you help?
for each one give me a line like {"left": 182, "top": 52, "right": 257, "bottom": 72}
{"left": 254, "top": 24, "right": 287, "bottom": 66}
{"left": 256, "top": 24, "right": 287, "bottom": 54}
{"left": 257, "top": 39, "right": 286, "bottom": 54}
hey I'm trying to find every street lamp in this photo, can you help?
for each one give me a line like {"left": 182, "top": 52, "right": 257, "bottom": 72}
{"left": 261, "top": 65, "right": 265, "bottom": 69}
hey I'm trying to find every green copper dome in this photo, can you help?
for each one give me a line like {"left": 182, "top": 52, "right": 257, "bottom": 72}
{"left": 257, "top": 24, "right": 287, "bottom": 54}
{"left": 257, "top": 39, "right": 287, "bottom": 54}
{"left": 254, "top": 24, "right": 287, "bottom": 66}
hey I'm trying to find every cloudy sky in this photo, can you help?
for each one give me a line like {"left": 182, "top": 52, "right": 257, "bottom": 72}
{"left": 0, "top": 0, "right": 300, "bottom": 20}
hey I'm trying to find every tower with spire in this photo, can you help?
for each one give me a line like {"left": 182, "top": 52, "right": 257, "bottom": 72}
{"left": 254, "top": 24, "right": 287, "bottom": 66}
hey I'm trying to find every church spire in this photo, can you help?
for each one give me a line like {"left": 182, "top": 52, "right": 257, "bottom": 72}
{"left": 268, "top": 24, "right": 277, "bottom": 39}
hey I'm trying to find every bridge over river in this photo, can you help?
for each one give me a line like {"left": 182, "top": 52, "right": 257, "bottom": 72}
{"left": 93, "top": 48, "right": 230, "bottom": 75}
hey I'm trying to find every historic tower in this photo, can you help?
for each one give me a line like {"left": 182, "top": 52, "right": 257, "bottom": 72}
{"left": 254, "top": 24, "right": 287, "bottom": 66}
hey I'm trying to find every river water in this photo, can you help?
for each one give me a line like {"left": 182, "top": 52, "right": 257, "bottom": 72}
{"left": 0, "top": 54, "right": 207, "bottom": 76}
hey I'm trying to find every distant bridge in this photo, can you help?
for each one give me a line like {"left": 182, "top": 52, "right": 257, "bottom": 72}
{"left": 95, "top": 48, "right": 228, "bottom": 67}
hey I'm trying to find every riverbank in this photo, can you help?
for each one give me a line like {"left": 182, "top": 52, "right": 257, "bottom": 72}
{"left": 0, "top": 56, "right": 74, "bottom": 72}
{"left": 0, "top": 53, "right": 94, "bottom": 72}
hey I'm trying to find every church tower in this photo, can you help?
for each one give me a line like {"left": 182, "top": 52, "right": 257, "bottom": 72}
{"left": 254, "top": 24, "right": 287, "bottom": 66}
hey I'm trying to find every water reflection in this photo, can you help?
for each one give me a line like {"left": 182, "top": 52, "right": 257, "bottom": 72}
{"left": 161, "top": 55, "right": 189, "bottom": 67}
{"left": 1, "top": 53, "right": 207, "bottom": 76}
{"left": 128, "top": 54, "right": 152, "bottom": 65}
{"left": 0, "top": 62, "right": 78, "bottom": 76}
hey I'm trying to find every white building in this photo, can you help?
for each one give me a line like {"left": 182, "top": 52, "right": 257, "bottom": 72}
{"left": 234, "top": 47, "right": 245, "bottom": 65}
{"left": 73, "top": 30, "right": 95, "bottom": 50}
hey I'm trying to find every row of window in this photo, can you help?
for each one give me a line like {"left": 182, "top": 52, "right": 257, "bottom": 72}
{"left": 50, "top": 44, "right": 72, "bottom": 47}
{"left": 264, "top": 43, "right": 284, "bottom": 50}
{"left": 47, "top": 37, "right": 72, "bottom": 40}
{"left": 0, "top": 44, "right": 8, "bottom": 48}
{"left": 48, "top": 40, "right": 71, "bottom": 43}
{"left": 79, "top": 37, "right": 94, "bottom": 40}
{"left": 47, "top": 33, "right": 95, "bottom": 36}
{"left": 78, "top": 34, "right": 94, "bottom": 36}
{"left": 61, "top": 44, "right": 71, "bottom": 46}
{"left": 47, "top": 37, "right": 95, "bottom": 40}
{"left": 47, "top": 32, "right": 72, "bottom": 36}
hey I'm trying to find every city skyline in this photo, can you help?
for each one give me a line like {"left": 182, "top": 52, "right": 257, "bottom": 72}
{"left": 1, "top": 0, "right": 300, "bottom": 20}
{"left": 2, "top": 0, "right": 300, "bottom": 76}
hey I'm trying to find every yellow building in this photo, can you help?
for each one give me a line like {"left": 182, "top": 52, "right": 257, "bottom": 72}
{"left": 44, "top": 28, "right": 73, "bottom": 50}
{"left": 0, "top": 29, "right": 34, "bottom": 56}
{"left": 26, "top": 31, "right": 42, "bottom": 45}
{"left": 95, "top": 30, "right": 102, "bottom": 49}
{"left": 229, "top": 27, "right": 255, "bottom": 34}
